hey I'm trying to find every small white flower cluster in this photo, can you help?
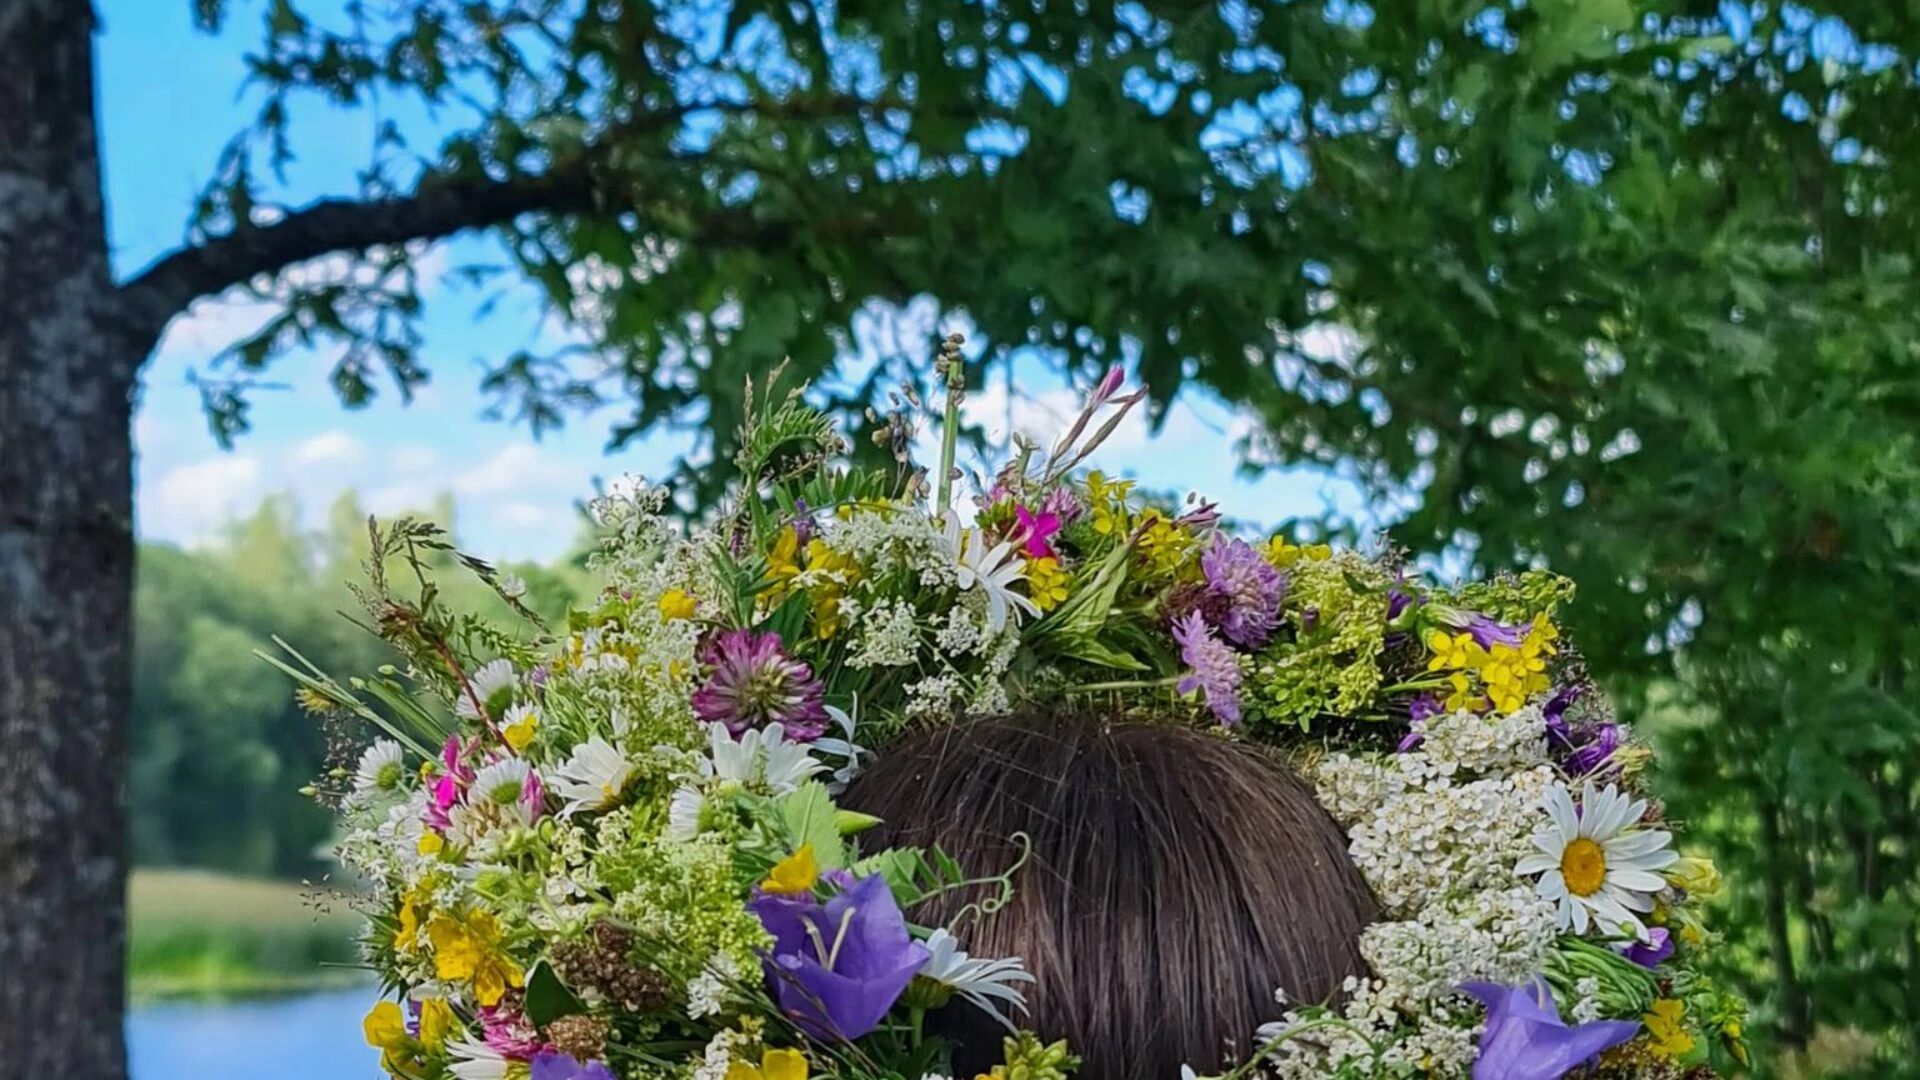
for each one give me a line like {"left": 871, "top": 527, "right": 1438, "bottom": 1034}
{"left": 828, "top": 508, "right": 953, "bottom": 588}
{"left": 691, "top": 1027, "right": 756, "bottom": 1080}
{"left": 1260, "top": 976, "right": 1480, "bottom": 1079}
{"left": 1269, "top": 704, "right": 1567, "bottom": 1079}
{"left": 846, "top": 597, "right": 923, "bottom": 668}
{"left": 1359, "top": 886, "right": 1557, "bottom": 1004}
{"left": 1408, "top": 704, "right": 1550, "bottom": 778}
{"left": 1333, "top": 762, "right": 1553, "bottom": 916}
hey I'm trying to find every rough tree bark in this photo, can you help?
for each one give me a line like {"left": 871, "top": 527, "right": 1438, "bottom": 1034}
{"left": 0, "top": 2, "right": 145, "bottom": 1074}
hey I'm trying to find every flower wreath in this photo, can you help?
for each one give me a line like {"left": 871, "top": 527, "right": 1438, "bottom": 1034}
{"left": 291, "top": 352, "right": 1747, "bottom": 1080}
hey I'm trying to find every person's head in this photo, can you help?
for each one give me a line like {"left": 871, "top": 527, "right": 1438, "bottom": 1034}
{"left": 842, "top": 711, "right": 1376, "bottom": 1080}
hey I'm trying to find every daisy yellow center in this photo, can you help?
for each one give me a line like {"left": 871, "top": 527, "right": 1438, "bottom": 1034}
{"left": 1561, "top": 837, "right": 1607, "bottom": 896}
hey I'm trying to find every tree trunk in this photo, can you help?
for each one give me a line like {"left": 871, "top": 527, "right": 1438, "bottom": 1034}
{"left": 1, "top": 2, "right": 142, "bottom": 1075}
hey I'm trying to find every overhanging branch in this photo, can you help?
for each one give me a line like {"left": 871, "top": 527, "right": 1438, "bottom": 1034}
{"left": 119, "top": 162, "right": 601, "bottom": 335}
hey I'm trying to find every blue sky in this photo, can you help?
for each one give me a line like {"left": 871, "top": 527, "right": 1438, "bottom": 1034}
{"left": 101, "top": 2, "right": 1368, "bottom": 562}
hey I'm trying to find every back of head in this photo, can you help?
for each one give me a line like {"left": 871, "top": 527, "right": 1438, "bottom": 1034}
{"left": 843, "top": 711, "right": 1376, "bottom": 1080}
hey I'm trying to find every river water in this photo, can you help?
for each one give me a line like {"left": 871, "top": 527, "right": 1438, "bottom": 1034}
{"left": 129, "top": 987, "right": 378, "bottom": 1080}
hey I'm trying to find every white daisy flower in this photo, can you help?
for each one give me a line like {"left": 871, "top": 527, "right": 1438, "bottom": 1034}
{"left": 457, "top": 659, "right": 516, "bottom": 720}
{"left": 446, "top": 1035, "right": 508, "bottom": 1080}
{"left": 939, "top": 514, "right": 1038, "bottom": 635}
{"left": 917, "top": 928, "right": 1035, "bottom": 1030}
{"left": 550, "top": 737, "right": 635, "bottom": 816}
{"left": 353, "top": 739, "right": 406, "bottom": 795}
{"left": 665, "top": 723, "right": 827, "bottom": 841}
{"left": 1517, "top": 779, "right": 1677, "bottom": 939}
{"left": 472, "top": 759, "right": 532, "bottom": 807}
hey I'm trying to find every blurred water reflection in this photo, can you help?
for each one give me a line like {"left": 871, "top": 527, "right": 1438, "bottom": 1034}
{"left": 129, "top": 988, "right": 377, "bottom": 1080}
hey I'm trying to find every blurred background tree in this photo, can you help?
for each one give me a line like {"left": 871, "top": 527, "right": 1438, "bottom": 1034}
{"left": 5, "top": 0, "right": 1919, "bottom": 1074}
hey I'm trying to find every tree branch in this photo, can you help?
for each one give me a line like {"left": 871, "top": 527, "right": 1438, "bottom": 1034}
{"left": 119, "top": 162, "right": 601, "bottom": 336}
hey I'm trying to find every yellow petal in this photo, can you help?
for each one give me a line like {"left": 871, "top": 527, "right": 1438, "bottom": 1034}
{"left": 761, "top": 844, "right": 820, "bottom": 895}
{"left": 417, "top": 997, "right": 456, "bottom": 1049}
{"left": 761, "top": 1048, "right": 810, "bottom": 1080}
{"left": 474, "top": 962, "right": 506, "bottom": 1008}
{"left": 659, "top": 588, "right": 699, "bottom": 621}
{"left": 362, "top": 1001, "right": 407, "bottom": 1049}
{"left": 726, "top": 1064, "right": 765, "bottom": 1080}
{"left": 503, "top": 714, "right": 538, "bottom": 752}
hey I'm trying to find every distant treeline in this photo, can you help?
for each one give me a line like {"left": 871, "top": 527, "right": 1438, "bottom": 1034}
{"left": 130, "top": 491, "right": 590, "bottom": 877}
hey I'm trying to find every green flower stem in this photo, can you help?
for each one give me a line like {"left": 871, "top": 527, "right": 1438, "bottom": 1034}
{"left": 1065, "top": 676, "right": 1182, "bottom": 694}
{"left": 935, "top": 335, "right": 964, "bottom": 515}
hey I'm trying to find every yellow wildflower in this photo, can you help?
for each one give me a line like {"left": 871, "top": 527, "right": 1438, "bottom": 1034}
{"left": 1024, "top": 556, "right": 1070, "bottom": 611}
{"left": 502, "top": 708, "right": 538, "bottom": 752}
{"left": 428, "top": 910, "right": 524, "bottom": 1008}
{"left": 1086, "top": 471, "right": 1134, "bottom": 536}
{"left": 766, "top": 527, "right": 804, "bottom": 597}
{"left": 1135, "top": 512, "right": 1193, "bottom": 577}
{"left": 658, "top": 588, "right": 699, "bottom": 622}
{"left": 1642, "top": 999, "right": 1696, "bottom": 1059}
{"left": 803, "top": 538, "right": 861, "bottom": 639}
{"left": 727, "top": 1047, "right": 810, "bottom": 1080}
{"left": 363, "top": 1000, "right": 408, "bottom": 1050}
{"left": 1265, "top": 536, "right": 1332, "bottom": 567}
{"left": 761, "top": 844, "right": 819, "bottom": 896}
{"left": 1480, "top": 644, "right": 1538, "bottom": 713}
{"left": 416, "top": 831, "right": 445, "bottom": 856}
{"left": 394, "top": 888, "right": 426, "bottom": 953}
{"left": 1426, "top": 631, "right": 1488, "bottom": 673}
{"left": 417, "top": 996, "right": 456, "bottom": 1050}
{"left": 1666, "top": 854, "right": 1722, "bottom": 897}
{"left": 1442, "top": 671, "right": 1487, "bottom": 714}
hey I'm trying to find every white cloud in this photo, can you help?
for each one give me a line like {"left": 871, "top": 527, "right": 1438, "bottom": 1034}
{"left": 365, "top": 484, "right": 441, "bottom": 517}
{"left": 290, "top": 430, "right": 365, "bottom": 468}
{"left": 391, "top": 446, "right": 440, "bottom": 473}
{"left": 496, "top": 502, "right": 548, "bottom": 527}
{"left": 143, "top": 454, "right": 263, "bottom": 543}
{"left": 454, "top": 443, "right": 574, "bottom": 498}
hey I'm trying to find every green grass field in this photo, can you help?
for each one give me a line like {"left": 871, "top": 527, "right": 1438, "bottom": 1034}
{"left": 128, "top": 868, "right": 366, "bottom": 1000}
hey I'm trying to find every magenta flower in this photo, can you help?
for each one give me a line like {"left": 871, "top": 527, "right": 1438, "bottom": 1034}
{"left": 1460, "top": 979, "right": 1638, "bottom": 1080}
{"left": 691, "top": 630, "right": 830, "bottom": 740}
{"left": 481, "top": 1002, "right": 546, "bottom": 1058}
{"left": 750, "top": 873, "right": 930, "bottom": 1041}
{"left": 1091, "top": 364, "right": 1126, "bottom": 406}
{"left": 1172, "top": 612, "right": 1243, "bottom": 725}
{"left": 1014, "top": 505, "right": 1062, "bottom": 559}
{"left": 520, "top": 769, "right": 546, "bottom": 822}
{"left": 1200, "top": 534, "right": 1286, "bottom": 649}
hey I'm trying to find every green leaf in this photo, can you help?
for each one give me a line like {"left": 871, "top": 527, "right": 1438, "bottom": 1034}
{"left": 779, "top": 781, "right": 845, "bottom": 869}
{"left": 836, "top": 809, "right": 883, "bottom": 836}
{"left": 523, "top": 961, "right": 585, "bottom": 1027}
{"left": 1048, "top": 634, "right": 1152, "bottom": 671}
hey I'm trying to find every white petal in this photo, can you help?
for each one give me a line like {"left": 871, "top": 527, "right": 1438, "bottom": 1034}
{"left": 1536, "top": 870, "right": 1569, "bottom": 901}
{"left": 1544, "top": 784, "right": 1579, "bottom": 840}
{"left": 1602, "top": 830, "right": 1672, "bottom": 860}
{"left": 1516, "top": 852, "right": 1559, "bottom": 875}
{"left": 1607, "top": 868, "right": 1667, "bottom": 893}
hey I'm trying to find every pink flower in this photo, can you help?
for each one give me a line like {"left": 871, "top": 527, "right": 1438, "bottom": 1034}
{"left": 1014, "top": 505, "right": 1061, "bottom": 559}
{"left": 691, "top": 630, "right": 830, "bottom": 740}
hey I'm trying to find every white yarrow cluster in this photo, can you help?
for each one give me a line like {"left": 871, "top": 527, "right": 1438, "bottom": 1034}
{"left": 1267, "top": 708, "right": 1571, "bottom": 1079}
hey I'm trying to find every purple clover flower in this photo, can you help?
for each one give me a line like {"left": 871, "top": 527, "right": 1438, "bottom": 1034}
{"left": 530, "top": 1052, "right": 617, "bottom": 1080}
{"left": 692, "top": 630, "right": 831, "bottom": 740}
{"left": 1172, "top": 612, "right": 1243, "bottom": 726}
{"left": 1199, "top": 534, "right": 1286, "bottom": 649}
{"left": 1460, "top": 978, "right": 1639, "bottom": 1080}
{"left": 749, "top": 873, "right": 930, "bottom": 1041}
{"left": 1039, "top": 486, "right": 1084, "bottom": 524}
{"left": 481, "top": 1002, "right": 545, "bottom": 1058}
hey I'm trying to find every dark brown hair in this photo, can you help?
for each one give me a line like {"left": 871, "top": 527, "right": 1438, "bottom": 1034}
{"left": 843, "top": 711, "right": 1376, "bottom": 1080}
